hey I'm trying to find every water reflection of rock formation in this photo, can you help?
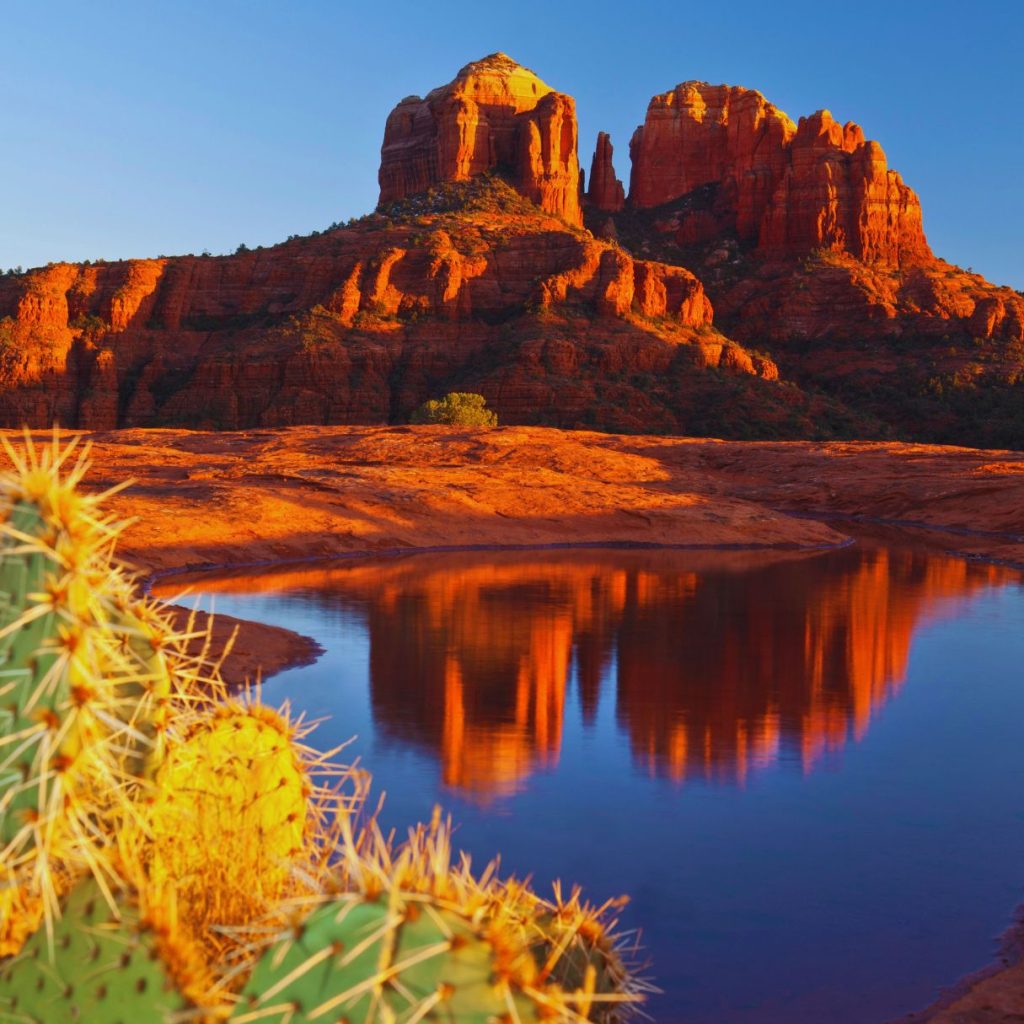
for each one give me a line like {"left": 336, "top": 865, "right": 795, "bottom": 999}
{"left": 363, "top": 563, "right": 627, "bottom": 798}
{"left": 186, "top": 547, "right": 1016, "bottom": 796}
{"left": 614, "top": 549, "right": 1011, "bottom": 782}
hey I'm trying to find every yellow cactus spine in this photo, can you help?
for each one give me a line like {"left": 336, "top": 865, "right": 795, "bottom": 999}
{"left": 136, "top": 697, "right": 366, "bottom": 981}
{"left": 325, "top": 810, "right": 647, "bottom": 1021}
{"left": 0, "top": 431, "right": 214, "bottom": 954}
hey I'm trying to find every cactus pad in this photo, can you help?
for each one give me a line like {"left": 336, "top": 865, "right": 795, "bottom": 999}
{"left": 233, "top": 891, "right": 566, "bottom": 1023}
{"left": 0, "top": 877, "right": 192, "bottom": 1024}
{"left": 138, "top": 698, "right": 358, "bottom": 979}
{"left": 499, "top": 882, "right": 641, "bottom": 1023}
{"left": 0, "top": 433, "right": 210, "bottom": 952}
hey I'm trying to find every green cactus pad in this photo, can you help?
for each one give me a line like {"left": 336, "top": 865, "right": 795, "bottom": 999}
{"left": 233, "top": 893, "right": 559, "bottom": 1023}
{"left": 528, "top": 908, "right": 632, "bottom": 1023}
{"left": 0, "top": 438, "right": 179, "bottom": 914}
{"left": 0, "top": 498, "right": 69, "bottom": 850}
{"left": 0, "top": 877, "right": 190, "bottom": 1024}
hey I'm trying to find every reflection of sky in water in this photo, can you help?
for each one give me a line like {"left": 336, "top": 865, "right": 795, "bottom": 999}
{"left": 178, "top": 543, "right": 1024, "bottom": 1024}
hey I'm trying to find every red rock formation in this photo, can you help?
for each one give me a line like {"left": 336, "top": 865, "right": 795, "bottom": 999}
{"left": 6, "top": 57, "right": 1022, "bottom": 445}
{"left": 378, "top": 53, "right": 582, "bottom": 226}
{"left": 628, "top": 82, "right": 796, "bottom": 240}
{"left": 0, "top": 189, "right": 783, "bottom": 432}
{"left": 586, "top": 132, "right": 625, "bottom": 212}
{"left": 627, "top": 81, "right": 931, "bottom": 266}
{"left": 758, "top": 111, "right": 929, "bottom": 264}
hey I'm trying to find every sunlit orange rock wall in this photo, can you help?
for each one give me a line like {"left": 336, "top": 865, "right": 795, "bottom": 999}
{"left": 628, "top": 82, "right": 796, "bottom": 240}
{"left": 586, "top": 132, "right": 625, "bottom": 213}
{"left": 0, "top": 218, "right": 738, "bottom": 430}
{"left": 626, "top": 82, "right": 932, "bottom": 265}
{"left": 378, "top": 53, "right": 582, "bottom": 226}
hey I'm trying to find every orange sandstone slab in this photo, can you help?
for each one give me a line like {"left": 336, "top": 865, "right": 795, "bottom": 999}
{"left": 3, "top": 426, "right": 1019, "bottom": 576}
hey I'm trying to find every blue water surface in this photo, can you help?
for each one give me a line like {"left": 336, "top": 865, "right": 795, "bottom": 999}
{"left": 176, "top": 541, "right": 1024, "bottom": 1024}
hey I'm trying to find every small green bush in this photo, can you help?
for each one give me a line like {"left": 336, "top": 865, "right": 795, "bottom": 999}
{"left": 410, "top": 392, "right": 497, "bottom": 427}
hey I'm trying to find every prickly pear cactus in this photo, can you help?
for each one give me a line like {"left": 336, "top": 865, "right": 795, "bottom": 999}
{"left": 0, "top": 434, "right": 648, "bottom": 1024}
{"left": 0, "top": 877, "right": 192, "bottom": 1024}
{"left": 498, "top": 882, "right": 640, "bottom": 1023}
{"left": 137, "top": 698, "right": 362, "bottom": 980}
{"left": 0, "top": 437, "right": 124, "bottom": 919}
{"left": 353, "top": 812, "right": 644, "bottom": 1022}
{"left": 145, "top": 704, "right": 312, "bottom": 928}
{"left": 232, "top": 891, "right": 565, "bottom": 1024}
{"left": 0, "top": 434, "right": 196, "bottom": 952}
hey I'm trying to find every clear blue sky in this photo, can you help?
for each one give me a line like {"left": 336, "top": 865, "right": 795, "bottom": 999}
{"left": 3, "top": 0, "right": 1021, "bottom": 288}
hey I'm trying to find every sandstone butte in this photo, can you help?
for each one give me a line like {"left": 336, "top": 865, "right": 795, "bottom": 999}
{"left": 1, "top": 54, "right": 1023, "bottom": 444}
{"left": 378, "top": 53, "right": 582, "bottom": 226}
{"left": 625, "top": 83, "right": 928, "bottom": 264}
{"left": 592, "top": 79, "right": 1024, "bottom": 449}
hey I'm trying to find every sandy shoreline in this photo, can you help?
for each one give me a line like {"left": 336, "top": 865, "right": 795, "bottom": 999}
{"left": 9, "top": 424, "right": 1024, "bottom": 1022}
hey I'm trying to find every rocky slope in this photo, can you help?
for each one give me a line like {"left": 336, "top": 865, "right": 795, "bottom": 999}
{"left": 0, "top": 174, "right": 842, "bottom": 436}
{"left": 2, "top": 53, "right": 1022, "bottom": 444}
{"left": 593, "top": 79, "right": 1024, "bottom": 446}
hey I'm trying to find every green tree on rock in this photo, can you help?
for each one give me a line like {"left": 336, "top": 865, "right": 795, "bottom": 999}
{"left": 410, "top": 392, "right": 498, "bottom": 427}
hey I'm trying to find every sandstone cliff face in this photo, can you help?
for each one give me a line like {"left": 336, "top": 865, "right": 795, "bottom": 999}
{"left": 626, "top": 82, "right": 931, "bottom": 266}
{"left": 758, "top": 111, "right": 929, "bottom": 264}
{"left": 378, "top": 53, "right": 582, "bottom": 226}
{"left": 586, "top": 132, "right": 625, "bottom": 212}
{"left": 628, "top": 82, "right": 796, "bottom": 241}
{"left": 0, "top": 185, "right": 785, "bottom": 434}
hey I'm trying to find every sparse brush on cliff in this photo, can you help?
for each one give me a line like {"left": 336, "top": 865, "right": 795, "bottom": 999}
{"left": 378, "top": 173, "right": 540, "bottom": 222}
{"left": 411, "top": 392, "right": 498, "bottom": 427}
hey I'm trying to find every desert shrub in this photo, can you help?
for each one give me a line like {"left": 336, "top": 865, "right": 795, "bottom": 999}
{"left": 410, "top": 392, "right": 497, "bottom": 427}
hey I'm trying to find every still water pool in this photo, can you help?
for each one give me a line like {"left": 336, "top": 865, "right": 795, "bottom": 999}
{"left": 176, "top": 540, "right": 1024, "bottom": 1023}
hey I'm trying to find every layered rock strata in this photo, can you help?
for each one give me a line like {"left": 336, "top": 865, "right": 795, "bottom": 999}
{"left": 0, "top": 198, "right": 779, "bottom": 433}
{"left": 625, "top": 81, "right": 930, "bottom": 265}
{"left": 378, "top": 53, "right": 582, "bottom": 226}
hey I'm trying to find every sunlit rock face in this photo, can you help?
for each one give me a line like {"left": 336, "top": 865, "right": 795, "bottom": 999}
{"left": 586, "top": 132, "right": 625, "bottom": 213}
{"left": 628, "top": 82, "right": 797, "bottom": 243}
{"left": 378, "top": 53, "right": 582, "bottom": 226}
{"left": 626, "top": 81, "right": 931, "bottom": 266}
{"left": 191, "top": 546, "right": 1014, "bottom": 798}
{"left": 0, "top": 218, "right": 749, "bottom": 432}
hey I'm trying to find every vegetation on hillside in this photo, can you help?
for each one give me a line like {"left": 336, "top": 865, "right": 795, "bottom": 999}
{"left": 412, "top": 391, "right": 498, "bottom": 426}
